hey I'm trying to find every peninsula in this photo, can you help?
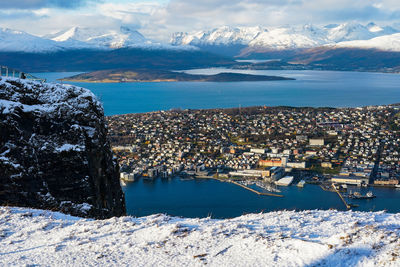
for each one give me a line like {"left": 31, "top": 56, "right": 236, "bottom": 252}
{"left": 60, "top": 69, "right": 294, "bottom": 83}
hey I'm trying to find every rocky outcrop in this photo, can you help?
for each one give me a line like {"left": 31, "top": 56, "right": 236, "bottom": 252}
{"left": 0, "top": 77, "right": 125, "bottom": 218}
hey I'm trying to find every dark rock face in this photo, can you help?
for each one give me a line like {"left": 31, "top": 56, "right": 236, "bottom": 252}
{"left": 0, "top": 77, "right": 125, "bottom": 218}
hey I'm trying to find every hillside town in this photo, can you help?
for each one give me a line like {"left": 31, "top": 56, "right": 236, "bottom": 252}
{"left": 107, "top": 105, "right": 400, "bottom": 189}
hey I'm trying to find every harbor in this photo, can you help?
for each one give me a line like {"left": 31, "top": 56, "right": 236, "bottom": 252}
{"left": 120, "top": 169, "right": 383, "bottom": 212}
{"left": 122, "top": 176, "right": 400, "bottom": 218}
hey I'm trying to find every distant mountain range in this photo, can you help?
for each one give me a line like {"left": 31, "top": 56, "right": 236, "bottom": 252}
{"left": 170, "top": 22, "right": 400, "bottom": 54}
{"left": 0, "top": 22, "right": 400, "bottom": 73}
{"left": 0, "top": 22, "right": 399, "bottom": 53}
{"left": 0, "top": 26, "right": 194, "bottom": 52}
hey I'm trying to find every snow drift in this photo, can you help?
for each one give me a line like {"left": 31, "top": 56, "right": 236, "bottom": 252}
{"left": 0, "top": 207, "right": 399, "bottom": 266}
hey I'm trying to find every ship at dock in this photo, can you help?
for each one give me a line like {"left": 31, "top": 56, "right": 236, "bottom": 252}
{"left": 347, "top": 191, "right": 376, "bottom": 199}
{"left": 297, "top": 180, "right": 306, "bottom": 188}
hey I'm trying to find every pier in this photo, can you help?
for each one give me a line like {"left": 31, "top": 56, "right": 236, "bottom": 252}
{"left": 332, "top": 184, "right": 351, "bottom": 209}
{"left": 230, "top": 181, "right": 284, "bottom": 197}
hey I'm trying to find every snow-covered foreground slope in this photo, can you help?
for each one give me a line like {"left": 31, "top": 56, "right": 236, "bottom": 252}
{"left": 1, "top": 207, "right": 399, "bottom": 266}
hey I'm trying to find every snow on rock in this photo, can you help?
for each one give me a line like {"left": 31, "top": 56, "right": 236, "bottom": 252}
{"left": 55, "top": 144, "right": 85, "bottom": 153}
{"left": 0, "top": 207, "right": 399, "bottom": 266}
{"left": 0, "top": 77, "right": 125, "bottom": 219}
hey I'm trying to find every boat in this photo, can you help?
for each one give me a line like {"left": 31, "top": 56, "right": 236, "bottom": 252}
{"left": 396, "top": 185, "right": 400, "bottom": 189}
{"left": 275, "top": 176, "right": 294, "bottom": 186}
{"left": 297, "top": 180, "right": 306, "bottom": 188}
{"left": 349, "top": 191, "right": 376, "bottom": 199}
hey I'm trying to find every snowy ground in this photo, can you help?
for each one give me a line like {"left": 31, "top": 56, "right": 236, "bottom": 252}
{"left": 0, "top": 207, "right": 399, "bottom": 266}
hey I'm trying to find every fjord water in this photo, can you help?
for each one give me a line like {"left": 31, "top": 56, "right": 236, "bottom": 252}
{"left": 35, "top": 70, "right": 400, "bottom": 218}
{"left": 122, "top": 178, "right": 400, "bottom": 218}
{"left": 35, "top": 70, "right": 400, "bottom": 116}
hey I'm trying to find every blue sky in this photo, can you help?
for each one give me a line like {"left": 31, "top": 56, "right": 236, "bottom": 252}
{"left": 1, "top": 0, "right": 399, "bottom": 40}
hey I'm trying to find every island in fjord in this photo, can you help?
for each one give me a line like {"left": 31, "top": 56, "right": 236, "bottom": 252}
{"left": 60, "top": 69, "right": 295, "bottom": 83}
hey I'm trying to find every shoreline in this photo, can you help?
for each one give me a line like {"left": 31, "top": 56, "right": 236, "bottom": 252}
{"left": 105, "top": 103, "right": 400, "bottom": 117}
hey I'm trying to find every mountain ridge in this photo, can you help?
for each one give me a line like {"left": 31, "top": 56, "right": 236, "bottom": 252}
{"left": 1, "top": 22, "right": 399, "bottom": 53}
{"left": 171, "top": 22, "right": 400, "bottom": 53}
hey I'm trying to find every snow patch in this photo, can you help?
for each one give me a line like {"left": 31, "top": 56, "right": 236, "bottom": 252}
{"left": 0, "top": 207, "right": 399, "bottom": 266}
{"left": 55, "top": 144, "right": 85, "bottom": 153}
{"left": 0, "top": 156, "right": 21, "bottom": 169}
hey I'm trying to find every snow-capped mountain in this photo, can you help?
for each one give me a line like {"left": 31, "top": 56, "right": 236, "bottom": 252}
{"left": 45, "top": 26, "right": 148, "bottom": 49}
{"left": 1, "top": 22, "right": 399, "bottom": 54}
{"left": 248, "top": 26, "right": 327, "bottom": 49}
{"left": 0, "top": 28, "right": 91, "bottom": 52}
{"left": 171, "top": 26, "right": 265, "bottom": 46}
{"left": 334, "top": 33, "right": 400, "bottom": 52}
{"left": 0, "top": 26, "right": 192, "bottom": 52}
{"left": 171, "top": 22, "right": 400, "bottom": 50}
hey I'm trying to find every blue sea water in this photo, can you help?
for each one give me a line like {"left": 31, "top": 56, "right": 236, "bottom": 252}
{"left": 34, "top": 70, "right": 400, "bottom": 116}
{"left": 122, "top": 178, "right": 400, "bottom": 218}
{"left": 34, "top": 70, "right": 400, "bottom": 218}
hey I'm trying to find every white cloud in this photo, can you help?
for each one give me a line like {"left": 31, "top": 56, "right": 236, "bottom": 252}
{"left": 0, "top": 0, "right": 400, "bottom": 40}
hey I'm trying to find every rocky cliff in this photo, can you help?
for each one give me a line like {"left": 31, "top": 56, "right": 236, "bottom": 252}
{"left": 0, "top": 77, "right": 125, "bottom": 218}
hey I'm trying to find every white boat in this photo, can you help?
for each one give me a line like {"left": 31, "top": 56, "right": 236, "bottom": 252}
{"left": 395, "top": 185, "right": 400, "bottom": 189}
{"left": 297, "top": 180, "right": 306, "bottom": 188}
{"left": 275, "top": 176, "right": 294, "bottom": 186}
{"left": 349, "top": 191, "right": 376, "bottom": 199}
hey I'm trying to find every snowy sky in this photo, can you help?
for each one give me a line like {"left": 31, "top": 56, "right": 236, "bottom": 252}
{"left": 2, "top": 0, "right": 400, "bottom": 40}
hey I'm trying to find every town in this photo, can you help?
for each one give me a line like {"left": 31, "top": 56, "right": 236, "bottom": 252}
{"left": 107, "top": 105, "right": 400, "bottom": 195}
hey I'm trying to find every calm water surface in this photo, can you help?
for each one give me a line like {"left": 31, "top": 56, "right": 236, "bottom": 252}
{"left": 34, "top": 70, "right": 400, "bottom": 116}
{"left": 123, "top": 178, "right": 400, "bottom": 218}
{"left": 34, "top": 70, "right": 400, "bottom": 218}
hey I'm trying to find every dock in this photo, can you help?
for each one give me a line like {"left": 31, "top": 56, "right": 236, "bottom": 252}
{"left": 230, "top": 181, "right": 284, "bottom": 197}
{"left": 332, "top": 184, "right": 351, "bottom": 209}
